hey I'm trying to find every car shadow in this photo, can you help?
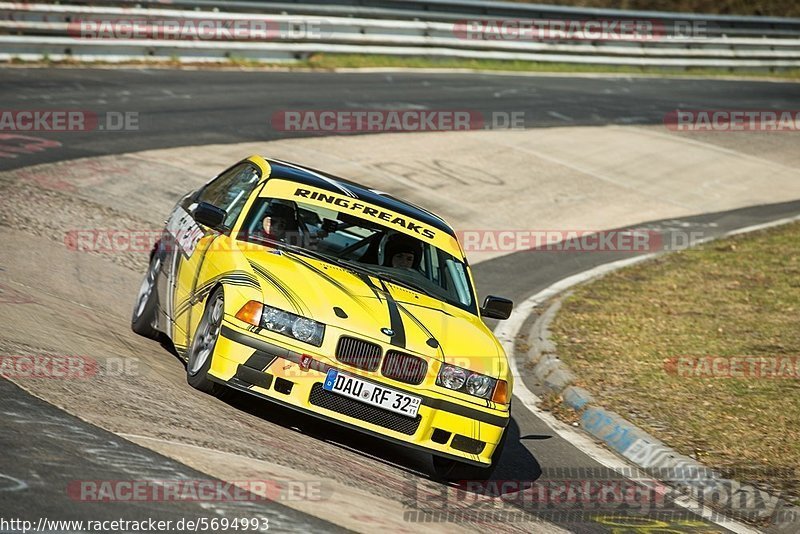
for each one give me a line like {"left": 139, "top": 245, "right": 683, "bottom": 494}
{"left": 492, "top": 418, "right": 546, "bottom": 484}
{"left": 222, "top": 387, "right": 548, "bottom": 495}
{"left": 154, "top": 335, "right": 551, "bottom": 498}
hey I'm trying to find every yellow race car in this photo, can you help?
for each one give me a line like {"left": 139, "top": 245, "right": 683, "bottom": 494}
{"left": 132, "top": 156, "right": 514, "bottom": 480}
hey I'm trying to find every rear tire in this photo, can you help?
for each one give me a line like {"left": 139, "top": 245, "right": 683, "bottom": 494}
{"left": 131, "top": 252, "right": 161, "bottom": 339}
{"left": 432, "top": 430, "right": 507, "bottom": 482}
{"left": 186, "top": 287, "right": 230, "bottom": 399}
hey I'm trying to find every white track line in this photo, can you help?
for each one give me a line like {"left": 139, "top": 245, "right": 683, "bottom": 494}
{"left": 493, "top": 214, "right": 800, "bottom": 534}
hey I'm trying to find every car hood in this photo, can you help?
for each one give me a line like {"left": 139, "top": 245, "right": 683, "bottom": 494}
{"left": 240, "top": 246, "right": 504, "bottom": 375}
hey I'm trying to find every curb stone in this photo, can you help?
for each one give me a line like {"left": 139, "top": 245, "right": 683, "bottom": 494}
{"left": 561, "top": 386, "right": 594, "bottom": 411}
{"left": 527, "top": 294, "right": 800, "bottom": 531}
{"left": 528, "top": 295, "right": 561, "bottom": 365}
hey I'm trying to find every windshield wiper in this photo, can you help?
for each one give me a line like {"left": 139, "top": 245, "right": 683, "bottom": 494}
{"left": 278, "top": 246, "right": 438, "bottom": 299}
{"left": 280, "top": 246, "right": 385, "bottom": 283}
{"left": 281, "top": 244, "right": 346, "bottom": 267}
{"left": 337, "top": 258, "right": 390, "bottom": 281}
{"left": 385, "top": 277, "right": 439, "bottom": 300}
{"left": 340, "top": 260, "right": 439, "bottom": 299}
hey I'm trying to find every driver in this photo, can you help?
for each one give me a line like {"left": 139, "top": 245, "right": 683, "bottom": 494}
{"left": 260, "top": 202, "right": 295, "bottom": 242}
{"left": 259, "top": 202, "right": 328, "bottom": 250}
{"left": 382, "top": 233, "right": 423, "bottom": 270}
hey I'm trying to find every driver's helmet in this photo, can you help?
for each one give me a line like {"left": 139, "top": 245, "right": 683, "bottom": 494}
{"left": 382, "top": 233, "right": 423, "bottom": 269}
{"left": 263, "top": 201, "right": 296, "bottom": 221}
{"left": 260, "top": 202, "right": 298, "bottom": 241}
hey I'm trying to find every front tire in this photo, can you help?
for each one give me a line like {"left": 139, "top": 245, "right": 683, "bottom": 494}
{"left": 432, "top": 430, "right": 507, "bottom": 482}
{"left": 186, "top": 287, "right": 229, "bottom": 399}
{"left": 131, "top": 251, "right": 161, "bottom": 339}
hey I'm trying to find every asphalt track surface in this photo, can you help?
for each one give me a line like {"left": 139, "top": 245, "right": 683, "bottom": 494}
{"left": 0, "top": 377, "right": 343, "bottom": 533}
{"left": 2, "top": 68, "right": 800, "bottom": 171}
{"left": 2, "top": 68, "right": 800, "bottom": 533}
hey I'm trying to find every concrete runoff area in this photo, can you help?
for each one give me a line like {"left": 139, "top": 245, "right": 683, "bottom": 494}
{"left": 127, "top": 125, "right": 800, "bottom": 263}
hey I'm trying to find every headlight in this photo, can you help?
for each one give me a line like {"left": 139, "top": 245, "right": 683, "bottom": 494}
{"left": 436, "top": 363, "right": 497, "bottom": 400}
{"left": 466, "top": 373, "right": 494, "bottom": 398}
{"left": 236, "top": 301, "right": 325, "bottom": 347}
{"left": 262, "top": 304, "right": 324, "bottom": 346}
{"left": 262, "top": 306, "right": 294, "bottom": 334}
{"left": 291, "top": 316, "right": 321, "bottom": 343}
{"left": 439, "top": 365, "right": 468, "bottom": 390}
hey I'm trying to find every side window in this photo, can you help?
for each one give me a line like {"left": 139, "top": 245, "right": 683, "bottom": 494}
{"left": 446, "top": 259, "right": 470, "bottom": 305}
{"left": 426, "top": 247, "right": 444, "bottom": 286}
{"left": 197, "top": 163, "right": 261, "bottom": 228}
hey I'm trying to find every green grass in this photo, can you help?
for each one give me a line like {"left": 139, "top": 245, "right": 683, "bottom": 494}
{"left": 304, "top": 54, "right": 800, "bottom": 79}
{"left": 550, "top": 221, "right": 800, "bottom": 503}
{"left": 4, "top": 54, "right": 800, "bottom": 80}
{"left": 507, "top": 0, "right": 800, "bottom": 18}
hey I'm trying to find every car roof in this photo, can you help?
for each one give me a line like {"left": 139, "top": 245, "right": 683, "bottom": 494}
{"left": 265, "top": 158, "right": 455, "bottom": 237}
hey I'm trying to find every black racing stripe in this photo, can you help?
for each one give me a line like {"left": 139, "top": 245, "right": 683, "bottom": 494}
{"left": 396, "top": 302, "right": 442, "bottom": 356}
{"left": 283, "top": 252, "right": 350, "bottom": 293}
{"left": 420, "top": 398, "right": 508, "bottom": 428}
{"left": 175, "top": 284, "right": 215, "bottom": 317}
{"left": 220, "top": 273, "right": 260, "bottom": 290}
{"left": 378, "top": 280, "right": 406, "bottom": 348}
{"left": 234, "top": 365, "right": 274, "bottom": 390}
{"left": 248, "top": 260, "right": 307, "bottom": 315}
{"left": 224, "top": 270, "right": 261, "bottom": 285}
{"left": 357, "top": 273, "right": 383, "bottom": 302}
{"left": 242, "top": 350, "right": 278, "bottom": 372}
{"left": 221, "top": 325, "right": 305, "bottom": 366}
{"left": 358, "top": 274, "right": 405, "bottom": 347}
{"left": 284, "top": 253, "right": 374, "bottom": 314}
{"left": 249, "top": 262, "right": 297, "bottom": 309}
{"left": 177, "top": 278, "right": 216, "bottom": 314}
{"left": 221, "top": 280, "right": 260, "bottom": 290}
{"left": 175, "top": 271, "right": 261, "bottom": 317}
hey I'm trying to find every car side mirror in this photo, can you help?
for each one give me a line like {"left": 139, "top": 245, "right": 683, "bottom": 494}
{"left": 194, "top": 202, "right": 227, "bottom": 230}
{"left": 480, "top": 296, "right": 513, "bottom": 320}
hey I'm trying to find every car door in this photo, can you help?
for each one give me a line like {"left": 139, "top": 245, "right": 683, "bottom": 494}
{"left": 169, "top": 162, "right": 262, "bottom": 349}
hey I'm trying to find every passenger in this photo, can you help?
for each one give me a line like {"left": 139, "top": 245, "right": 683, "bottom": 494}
{"left": 382, "top": 233, "right": 423, "bottom": 270}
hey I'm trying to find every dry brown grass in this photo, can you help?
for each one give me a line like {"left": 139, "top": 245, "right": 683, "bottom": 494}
{"left": 550, "top": 221, "right": 800, "bottom": 503}
{"left": 507, "top": 0, "right": 800, "bottom": 18}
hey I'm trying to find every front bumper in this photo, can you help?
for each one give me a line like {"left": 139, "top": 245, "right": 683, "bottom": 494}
{"left": 208, "top": 321, "right": 509, "bottom": 466}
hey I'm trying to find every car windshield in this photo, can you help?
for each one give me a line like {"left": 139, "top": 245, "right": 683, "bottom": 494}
{"left": 237, "top": 196, "right": 476, "bottom": 314}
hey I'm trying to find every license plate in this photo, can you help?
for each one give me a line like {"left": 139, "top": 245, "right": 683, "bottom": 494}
{"left": 323, "top": 369, "right": 421, "bottom": 418}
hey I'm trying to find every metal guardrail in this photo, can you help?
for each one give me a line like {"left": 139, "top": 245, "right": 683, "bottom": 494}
{"left": 86, "top": 0, "right": 800, "bottom": 37}
{"left": 1, "top": 2, "right": 799, "bottom": 69}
